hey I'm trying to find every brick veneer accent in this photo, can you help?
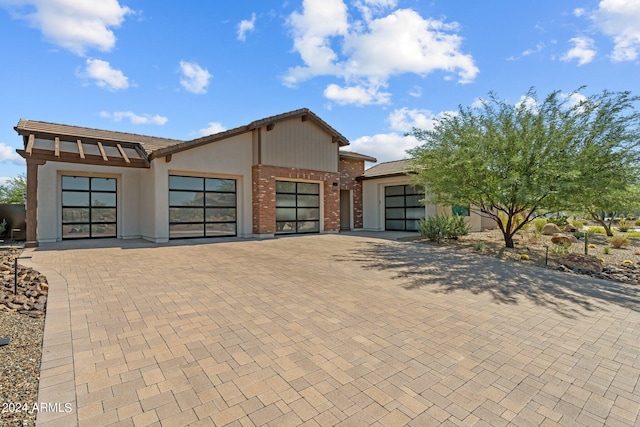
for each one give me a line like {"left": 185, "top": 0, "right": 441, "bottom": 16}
{"left": 339, "top": 158, "right": 365, "bottom": 229}
{"left": 252, "top": 165, "right": 341, "bottom": 235}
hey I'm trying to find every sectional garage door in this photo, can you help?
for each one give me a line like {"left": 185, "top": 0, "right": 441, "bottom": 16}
{"left": 168, "top": 175, "right": 237, "bottom": 239}
{"left": 384, "top": 184, "right": 425, "bottom": 231}
{"left": 275, "top": 181, "right": 320, "bottom": 234}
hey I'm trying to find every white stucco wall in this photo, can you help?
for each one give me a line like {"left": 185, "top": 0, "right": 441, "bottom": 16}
{"left": 148, "top": 132, "right": 254, "bottom": 241}
{"left": 362, "top": 176, "right": 483, "bottom": 232}
{"left": 36, "top": 161, "right": 144, "bottom": 243}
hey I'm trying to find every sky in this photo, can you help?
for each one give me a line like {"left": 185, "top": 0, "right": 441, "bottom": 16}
{"left": 1, "top": 0, "right": 639, "bottom": 184}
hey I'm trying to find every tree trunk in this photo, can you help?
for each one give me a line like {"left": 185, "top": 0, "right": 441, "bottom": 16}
{"left": 502, "top": 231, "right": 515, "bottom": 248}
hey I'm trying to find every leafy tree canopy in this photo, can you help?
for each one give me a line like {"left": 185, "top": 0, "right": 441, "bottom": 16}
{"left": 407, "top": 88, "right": 640, "bottom": 248}
{"left": 0, "top": 174, "right": 26, "bottom": 204}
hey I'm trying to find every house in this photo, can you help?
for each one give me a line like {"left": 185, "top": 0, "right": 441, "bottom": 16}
{"left": 13, "top": 108, "right": 488, "bottom": 247}
{"left": 360, "top": 159, "right": 492, "bottom": 232}
{"left": 14, "top": 109, "right": 376, "bottom": 246}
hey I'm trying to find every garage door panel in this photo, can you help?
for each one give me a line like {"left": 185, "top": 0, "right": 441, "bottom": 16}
{"left": 275, "top": 181, "right": 320, "bottom": 235}
{"left": 61, "top": 175, "right": 117, "bottom": 239}
{"left": 384, "top": 184, "right": 425, "bottom": 231}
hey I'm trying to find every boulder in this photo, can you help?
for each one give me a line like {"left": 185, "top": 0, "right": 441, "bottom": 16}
{"left": 564, "top": 223, "right": 577, "bottom": 232}
{"left": 542, "top": 223, "right": 562, "bottom": 235}
{"left": 551, "top": 233, "right": 578, "bottom": 244}
{"left": 558, "top": 253, "right": 603, "bottom": 274}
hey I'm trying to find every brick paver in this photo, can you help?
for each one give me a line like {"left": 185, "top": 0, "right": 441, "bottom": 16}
{"left": 23, "top": 233, "right": 640, "bottom": 426}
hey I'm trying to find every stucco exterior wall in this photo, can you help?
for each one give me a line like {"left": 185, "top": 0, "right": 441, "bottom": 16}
{"left": 362, "top": 175, "right": 483, "bottom": 232}
{"left": 35, "top": 161, "right": 144, "bottom": 243}
{"left": 260, "top": 119, "right": 339, "bottom": 172}
{"left": 150, "top": 132, "right": 254, "bottom": 240}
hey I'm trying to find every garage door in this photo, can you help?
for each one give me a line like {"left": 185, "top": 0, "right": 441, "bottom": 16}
{"left": 61, "top": 176, "right": 117, "bottom": 239}
{"left": 169, "top": 175, "right": 236, "bottom": 239}
{"left": 384, "top": 184, "right": 425, "bottom": 231}
{"left": 275, "top": 181, "right": 320, "bottom": 234}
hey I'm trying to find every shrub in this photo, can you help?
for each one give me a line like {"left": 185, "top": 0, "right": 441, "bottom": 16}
{"left": 635, "top": 219, "right": 640, "bottom": 226}
{"left": 626, "top": 232, "right": 640, "bottom": 238}
{"left": 609, "top": 235, "right": 631, "bottom": 249}
{"left": 617, "top": 220, "right": 631, "bottom": 232}
{"left": 473, "top": 241, "right": 485, "bottom": 252}
{"left": 419, "top": 214, "right": 470, "bottom": 242}
{"left": 603, "top": 247, "right": 611, "bottom": 254}
{"left": 597, "top": 257, "right": 605, "bottom": 263}
{"left": 547, "top": 215, "right": 569, "bottom": 227}
{"left": 520, "top": 254, "right": 530, "bottom": 260}
{"left": 551, "top": 242, "right": 572, "bottom": 255}
{"left": 531, "top": 218, "right": 547, "bottom": 233}
{"left": 588, "top": 226, "right": 606, "bottom": 234}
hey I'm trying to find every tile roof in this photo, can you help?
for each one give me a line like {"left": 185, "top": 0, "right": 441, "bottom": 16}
{"left": 14, "top": 119, "right": 183, "bottom": 154}
{"left": 339, "top": 150, "right": 377, "bottom": 162}
{"left": 362, "top": 159, "right": 413, "bottom": 178}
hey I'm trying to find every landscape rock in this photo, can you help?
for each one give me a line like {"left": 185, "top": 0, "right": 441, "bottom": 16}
{"left": 564, "top": 224, "right": 578, "bottom": 232}
{"left": 557, "top": 253, "right": 604, "bottom": 274}
{"left": 0, "top": 249, "right": 48, "bottom": 317}
{"left": 542, "top": 223, "right": 562, "bottom": 235}
{"left": 551, "top": 233, "right": 578, "bottom": 244}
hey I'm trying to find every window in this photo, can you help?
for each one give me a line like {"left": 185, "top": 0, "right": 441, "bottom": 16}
{"left": 62, "top": 176, "right": 117, "bottom": 239}
{"left": 452, "top": 205, "right": 470, "bottom": 216}
{"left": 169, "top": 176, "right": 237, "bottom": 238}
{"left": 275, "top": 181, "right": 320, "bottom": 234}
{"left": 384, "top": 185, "right": 425, "bottom": 231}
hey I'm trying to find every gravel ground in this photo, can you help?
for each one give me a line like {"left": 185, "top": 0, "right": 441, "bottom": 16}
{"left": 0, "top": 249, "right": 45, "bottom": 427}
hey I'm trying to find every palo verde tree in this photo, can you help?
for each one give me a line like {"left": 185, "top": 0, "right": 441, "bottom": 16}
{"left": 0, "top": 174, "right": 26, "bottom": 204}
{"left": 407, "top": 88, "right": 640, "bottom": 248}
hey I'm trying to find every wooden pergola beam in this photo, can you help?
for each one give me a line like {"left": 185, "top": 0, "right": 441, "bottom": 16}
{"left": 97, "top": 141, "right": 108, "bottom": 161}
{"left": 54, "top": 137, "right": 60, "bottom": 158}
{"left": 116, "top": 143, "right": 130, "bottom": 163}
{"left": 77, "top": 139, "right": 85, "bottom": 159}
{"left": 26, "top": 134, "right": 35, "bottom": 154}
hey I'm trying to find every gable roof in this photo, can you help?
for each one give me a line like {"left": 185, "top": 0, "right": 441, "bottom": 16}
{"left": 360, "top": 159, "right": 413, "bottom": 180}
{"left": 339, "top": 150, "right": 377, "bottom": 163}
{"left": 148, "top": 108, "right": 350, "bottom": 159}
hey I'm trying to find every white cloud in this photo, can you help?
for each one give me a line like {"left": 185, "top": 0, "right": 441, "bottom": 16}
{"left": 408, "top": 86, "right": 422, "bottom": 98}
{"left": 0, "top": 0, "right": 131, "bottom": 55}
{"left": 573, "top": 8, "right": 586, "bottom": 17}
{"left": 561, "top": 92, "right": 588, "bottom": 109}
{"left": 561, "top": 37, "right": 596, "bottom": 65}
{"left": 515, "top": 95, "right": 539, "bottom": 112}
{"left": 0, "top": 142, "right": 24, "bottom": 165}
{"left": 237, "top": 13, "right": 256, "bottom": 41}
{"left": 323, "top": 83, "right": 391, "bottom": 106}
{"left": 591, "top": 0, "right": 640, "bottom": 61}
{"left": 0, "top": 176, "right": 14, "bottom": 185}
{"left": 199, "top": 122, "right": 226, "bottom": 136}
{"left": 179, "top": 61, "right": 212, "bottom": 94}
{"left": 284, "top": 1, "right": 477, "bottom": 106}
{"left": 100, "top": 111, "right": 167, "bottom": 125}
{"left": 347, "top": 133, "right": 419, "bottom": 164}
{"left": 347, "top": 108, "right": 454, "bottom": 163}
{"left": 80, "top": 58, "right": 129, "bottom": 90}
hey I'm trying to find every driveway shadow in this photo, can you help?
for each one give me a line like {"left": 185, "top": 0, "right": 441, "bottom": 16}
{"left": 344, "top": 240, "right": 640, "bottom": 318}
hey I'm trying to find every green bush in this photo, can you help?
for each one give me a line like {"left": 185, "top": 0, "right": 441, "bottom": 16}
{"left": 547, "top": 215, "right": 569, "bottom": 227}
{"left": 587, "top": 226, "right": 606, "bottom": 234}
{"left": 626, "top": 231, "right": 640, "bottom": 238}
{"left": 617, "top": 219, "right": 631, "bottom": 232}
{"left": 531, "top": 218, "right": 547, "bottom": 233}
{"left": 419, "top": 214, "right": 470, "bottom": 242}
{"left": 609, "top": 235, "right": 631, "bottom": 249}
{"left": 571, "top": 219, "right": 585, "bottom": 230}
{"left": 635, "top": 219, "right": 640, "bottom": 226}
{"left": 603, "top": 246, "right": 611, "bottom": 254}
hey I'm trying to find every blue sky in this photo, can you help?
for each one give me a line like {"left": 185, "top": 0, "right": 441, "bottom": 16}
{"left": 1, "top": 0, "right": 639, "bottom": 183}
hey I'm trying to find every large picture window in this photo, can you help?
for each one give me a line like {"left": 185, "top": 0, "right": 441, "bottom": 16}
{"left": 384, "top": 185, "right": 425, "bottom": 231}
{"left": 275, "top": 181, "right": 320, "bottom": 234}
{"left": 62, "top": 176, "right": 117, "bottom": 239}
{"left": 169, "top": 175, "right": 237, "bottom": 239}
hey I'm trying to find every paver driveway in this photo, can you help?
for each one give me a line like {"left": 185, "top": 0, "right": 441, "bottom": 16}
{"left": 23, "top": 233, "right": 640, "bottom": 426}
